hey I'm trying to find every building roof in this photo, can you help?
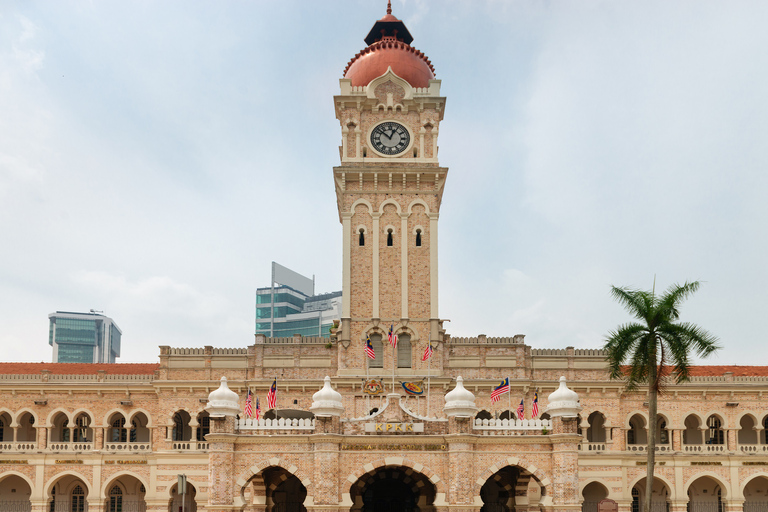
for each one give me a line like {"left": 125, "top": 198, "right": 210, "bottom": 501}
{"left": 344, "top": 3, "right": 434, "bottom": 88}
{"left": 0, "top": 363, "right": 159, "bottom": 375}
{"left": 686, "top": 366, "right": 768, "bottom": 377}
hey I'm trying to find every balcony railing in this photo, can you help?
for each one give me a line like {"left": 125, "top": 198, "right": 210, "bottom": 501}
{"left": 0, "top": 442, "right": 36, "bottom": 452}
{"left": 103, "top": 441, "right": 152, "bottom": 452}
{"left": 683, "top": 443, "right": 725, "bottom": 453}
{"left": 473, "top": 418, "right": 551, "bottom": 431}
{"left": 579, "top": 442, "right": 607, "bottom": 452}
{"left": 625, "top": 443, "right": 672, "bottom": 453}
{"left": 739, "top": 444, "right": 768, "bottom": 453}
{"left": 237, "top": 418, "right": 315, "bottom": 431}
{"left": 171, "top": 441, "right": 209, "bottom": 450}
{"left": 47, "top": 442, "right": 94, "bottom": 452}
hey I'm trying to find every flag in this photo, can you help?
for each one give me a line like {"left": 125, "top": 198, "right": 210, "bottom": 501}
{"left": 421, "top": 343, "right": 434, "bottom": 362}
{"left": 365, "top": 336, "right": 376, "bottom": 359}
{"left": 244, "top": 389, "right": 253, "bottom": 418}
{"left": 254, "top": 397, "right": 261, "bottom": 420}
{"left": 531, "top": 389, "right": 539, "bottom": 418}
{"left": 490, "top": 377, "right": 509, "bottom": 402}
{"left": 517, "top": 398, "right": 525, "bottom": 420}
{"left": 388, "top": 324, "right": 398, "bottom": 347}
{"left": 267, "top": 379, "right": 277, "bottom": 409}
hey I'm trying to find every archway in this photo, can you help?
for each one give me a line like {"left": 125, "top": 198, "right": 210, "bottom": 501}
{"left": 632, "top": 477, "right": 670, "bottom": 512}
{"left": 0, "top": 473, "right": 32, "bottom": 512}
{"left": 687, "top": 476, "right": 725, "bottom": 512}
{"left": 349, "top": 465, "right": 436, "bottom": 512}
{"left": 169, "top": 479, "right": 197, "bottom": 512}
{"left": 743, "top": 475, "right": 768, "bottom": 512}
{"left": 48, "top": 474, "right": 90, "bottom": 512}
{"left": 242, "top": 466, "right": 306, "bottom": 512}
{"left": 104, "top": 474, "right": 146, "bottom": 512}
{"left": 582, "top": 482, "right": 608, "bottom": 512}
{"left": 480, "top": 465, "right": 543, "bottom": 512}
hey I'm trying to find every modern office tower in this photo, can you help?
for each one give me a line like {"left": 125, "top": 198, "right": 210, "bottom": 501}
{"left": 255, "top": 262, "right": 342, "bottom": 338}
{"left": 48, "top": 311, "right": 122, "bottom": 363}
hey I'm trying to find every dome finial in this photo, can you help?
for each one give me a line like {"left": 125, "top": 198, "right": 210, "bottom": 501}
{"left": 387, "top": 1, "right": 392, "bottom": 15}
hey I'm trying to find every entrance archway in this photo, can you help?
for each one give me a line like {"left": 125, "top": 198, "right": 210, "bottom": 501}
{"left": 0, "top": 473, "right": 32, "bottom": 512}
{"left": 349, "top": 465, "right": 436, "bottom": 512}
{"left": 480, "top": 465, "right": 544, "bottom": 512}
{"left": 582, "top": 482, "right": 608, "bottom": 512}
{"left": 169, "top": 480, "right": 197, "bottom": 512}
{"left": 242, "top": 466, "right": 306, "bottom": 512}
{"left": 47, "top": 474, "right": 90, "bottom": 512}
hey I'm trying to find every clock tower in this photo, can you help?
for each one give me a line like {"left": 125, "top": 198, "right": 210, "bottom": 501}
{"left": 334, "top": 3, "right": 447, "bottom": 376}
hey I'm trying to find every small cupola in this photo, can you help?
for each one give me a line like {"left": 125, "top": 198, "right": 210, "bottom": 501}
{"left": 444, "top": 376, "right": 478, "bottom": 418}
{"left": 310, "top": 376, "right": 344, "bottom": 417}
{"left": 545, "top": 376, "right": 582, "bottom": 418}
{"left": 205, "top": 376, "right": 240, "bottom": 417}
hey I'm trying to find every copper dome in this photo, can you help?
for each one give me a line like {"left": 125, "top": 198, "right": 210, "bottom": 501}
{"left": 343, "top": 2, "right": 435, "bottom": 88}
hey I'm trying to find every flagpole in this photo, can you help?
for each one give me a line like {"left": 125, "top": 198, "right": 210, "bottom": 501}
{"left": 507, "top": 377, "right": 511, "bottom": 421}
{"left": 366, "top": 338, "right": 370, "bottom": 415}
{"left": 426, "top": 335, "right": 431, "bottom": 418}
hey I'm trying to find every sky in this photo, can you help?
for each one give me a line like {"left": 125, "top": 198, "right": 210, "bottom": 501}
{"left": 1, "top": 0, "right": 767, "bottom": 365}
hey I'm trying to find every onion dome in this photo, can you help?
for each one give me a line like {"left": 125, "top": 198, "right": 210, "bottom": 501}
{"left": 444, "top": 376, "right": 478, "bottom": 418}
{"left": 310, "top": 376, "right": 344, "bottom": 417}
{"left": 343, "top": 2, "right": 435, "bottom": 88}
{"left": 545, "top": 376, "right": 582, "bottom": 418}
{"left": 205, "top": 376, "right": 240, "bottom": 417}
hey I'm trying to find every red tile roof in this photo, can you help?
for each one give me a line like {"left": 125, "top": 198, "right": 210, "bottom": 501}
{"left": 0, "top": 363, "right": 159, "bottom": 375}
{"left": 686, "top": 366, "right": 768, "bottom": 377}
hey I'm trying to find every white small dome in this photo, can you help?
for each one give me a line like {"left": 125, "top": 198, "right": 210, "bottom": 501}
{"left": 205, "top": 376, "right": 240, "bottom": 417}
{"left": 444, "top": 376, "right": 478, "bottom": 418}
{"left": 545, "top": 376, "right": 581, "bottom": 418}
{"left": 310, "top": 376, "right": 344, "bottom": 417}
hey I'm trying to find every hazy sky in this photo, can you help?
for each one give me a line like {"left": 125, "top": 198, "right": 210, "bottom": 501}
{"left": 1, "top": 1, "right": 767, "bottom": 365}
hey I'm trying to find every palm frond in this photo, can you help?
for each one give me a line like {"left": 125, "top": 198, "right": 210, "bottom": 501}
{"left": 609, "top": 286, "right": 651, "bottom": 321}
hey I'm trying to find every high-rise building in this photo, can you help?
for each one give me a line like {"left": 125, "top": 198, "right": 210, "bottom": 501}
{"left": 48, "top": 311, "right": 122, "bottom": 363}
{"left": 255, "top": 262, "right": 341, "bottom": 338}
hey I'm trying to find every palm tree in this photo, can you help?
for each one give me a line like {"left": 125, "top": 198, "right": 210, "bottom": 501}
{"left": 604, "top": 280, "right": 719, "bottom": 512}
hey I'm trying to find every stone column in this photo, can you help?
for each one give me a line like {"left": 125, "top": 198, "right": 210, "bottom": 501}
{"left": 37, "top": 425, "right": 46, "bottom": 449}
{"left": 446, "top": 421, "right": 478, "bottom": 512}
{"left": 724, "top": 500, "right": 745, "bottom": 512}
{"left": 671, "top": 429, "right": 682, "bottom": 452}
{"left": 207, "top": 415, "right": 238, "bottom": 512}
{"left": 310, "top": 417, "right": 341, "bottom": 511}
{"left": 550, "top": 417, "right": 582, "bottom": 512}
{"left": 95, "top": 426, "right": 104, "bottom": 450}
{"left": 726, "top": 428, "right": 737, "bottom": 453}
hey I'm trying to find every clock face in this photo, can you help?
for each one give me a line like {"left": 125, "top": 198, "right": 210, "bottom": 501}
{"left": 370, "top": 122, "right": 411, "bottom": 156}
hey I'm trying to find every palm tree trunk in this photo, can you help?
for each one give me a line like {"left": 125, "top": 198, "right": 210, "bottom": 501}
{"left": 645, "top": 365, "right": 658, "bottom": 512}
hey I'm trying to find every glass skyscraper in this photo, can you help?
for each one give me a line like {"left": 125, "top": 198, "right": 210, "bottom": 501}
{"left": 255, "top": 262, "right": 341, "bottom": 338}
{"left": 48, "top": 311, "right": 122, "bottom": 363}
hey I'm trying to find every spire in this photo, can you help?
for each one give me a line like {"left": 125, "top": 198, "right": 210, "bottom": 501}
{"left": 364, "top": 3, "right": 414, "bottom": 46}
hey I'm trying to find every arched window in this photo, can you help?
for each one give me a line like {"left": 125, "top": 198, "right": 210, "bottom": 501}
{"left": 658, "top": 419, "right": 669, "bottom": 445}
{"left": 397, "top": 334, "right": 411, "bottom": 368}
{"left": 707, "top": 415, "right": 724, "bottom": 445}
{"left": 111, "top": 417, "right": 127, "bottom": 443}
{"left": 415, "top": 229, "right": 422, "bottom": 247}
{"left": 369, "top": 334, "right": 383, "bottom": 369}
{"left": 196, "top": 412, "right": 210, "bottom": 441}
{"left": 631, "top": 488, "right": 639, "bottom": 512}
{"left": 50, "top": 487, "right": 56, "bottom": 512}
{"left": 71, "top": 485, "right": 85, "bottom": 512}
{"left": 387, "top": 228, "right": 393, "bottom": 247}
{"left": 109, "top": 485, "right": 122, "bottom": 512}
{"left": 172, "top": 413, "right": 185, "bottom": 441}
{"left": 359, "top": 228, "right": 365, "bottom": 246}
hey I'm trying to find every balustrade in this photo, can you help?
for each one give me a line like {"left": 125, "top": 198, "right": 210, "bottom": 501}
{"left": 171, "top": 441, "right": 209, "bottom": 450}
{"left": 46, "top": 442, "right": 94, "bottom": 452}
{"left": 0, "top": 441, "right": 36, "bottom": 452}
{"left": 472, "top": 418, "right": 551, "bottom": 431}
{"left": 103, "top": 441, "right": 152, "bottom": 451}
{"left": 237, "top": 418, "right": 315, "bottom": 431}
{"left": 625, "top": 443, "right": 672, "bottom": 453}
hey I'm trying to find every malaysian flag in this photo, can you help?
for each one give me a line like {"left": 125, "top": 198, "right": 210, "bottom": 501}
{"left": 516, "top": 398, "right": 525, "bottom": 420}
{"left": 365, "top": 336, "right": 376, "bottom": 359}
{"left": 531, "top": 389, "right": 539, "bottom": 418}
{"left": 244, "top": 389, "right": 253, "bottom": 418}
{"left": 388, "top": 324, "right": 398, "bottom": 347}
{"left": 254, "top": 397, "right": 261, "bottom": 420}
{"left": 267, "top": 379, "right": 277, "bottom": 409}
{"left": 490, "top": 377, "right": 510, "bottom": 402}
{"left": 421, "top": 343, "right": 434, "bottom": 362}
